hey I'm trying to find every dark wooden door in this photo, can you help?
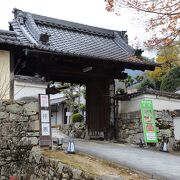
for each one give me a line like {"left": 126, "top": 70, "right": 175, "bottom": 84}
{"left": 86, "top": 79, "right": 110, "bottom": 132}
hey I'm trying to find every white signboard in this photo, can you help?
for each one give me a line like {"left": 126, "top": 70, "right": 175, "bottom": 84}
{"left": 146, "top": 132, "right": 157, "bottom": 141}
{"left": 66, "top": 112, "right": 71, "bottom": 117}
{"left": 41, "top": 110, "right": 50, "bottom": 123}
{"left": 40, "top": 94, "right": 49, "bottom": 107}
{"left": 39, "top": 94, "right": 52, "bottom": 147}
{"left": 41, "top": 123, "right": 50, "bottom": 136}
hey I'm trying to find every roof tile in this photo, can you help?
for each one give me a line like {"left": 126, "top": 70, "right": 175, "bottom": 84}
{"left": 0, "top": 8, "right": 156, "bottom": 69}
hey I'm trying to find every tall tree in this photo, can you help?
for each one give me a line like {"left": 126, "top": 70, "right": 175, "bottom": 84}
{"left": 105, "top": 0, "right": 180, "bottom": 47}
{"left": 62, "top": 83, "right": 85, "bottom": 113}
{"left": 147, "top": 44, "right": 180, "bottom": 88}
{"left": 160, "top": 66, "right": 180, "bottom": 92}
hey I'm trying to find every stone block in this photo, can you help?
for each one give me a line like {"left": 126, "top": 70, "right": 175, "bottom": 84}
{"left": 125, "top": 135, "right": 135, "bottom": 143}
{"left": 57, "top": 162, "right": 64, "bottom": 174}
{"left": 158, "top": 129, "right": 172, "bottom": 137}
{"left": 0, "top": 105, "right": 5, "bottom": 111}
{"left": 29, "top": 115, "right": 39, "bottom": 121}
{"left": 128, "top": 123, "right": 136, "bottom": 129}
{"left": 9, "top": 113, "right": 28, "bottom": 122}
{"left": 23, "top": 102, "right": 38, "bottom": 116}
{"left": 133, "top": 133, "right": 144, "bottom": 143}
{"left": 15, "top": 100, "right": 26, "bottom": 105}
{"left": 6, "top": 104, "right": 24, "bottom": 114}
{"left": 0, "top": 112, "right": 9, "bottom": 120}
{"left": 72, "top": 169, "right": 83, "bottom": 179}
{"left": 168, "top": 137, "right": 175, "bottom": 148}
{"left": 20, "top": 137, "right": 31, "bottom": 146}
{"left": 9, "top": 113, "right": 19, "bottom": 121}
{"left": 62, "top": 173, "right": 69, "bottom": 179}
{"left": 1, "top": 123, "right": 12, "bottom": 137}
{"left": 128, "top": 130, "right": 136, "bottom": 135}
{"left": 0, "top": 138, "right": 7, "bottom": 149}
{"left": 27, "top": 132, "right": 40, "bottom": 137}
{"left": 28, "top": 120, "right": 39, "bottom": 131}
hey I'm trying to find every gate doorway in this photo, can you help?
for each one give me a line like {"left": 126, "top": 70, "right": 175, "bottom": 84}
{"left": 8, "top": 9, "right": 156, "bottom": 139}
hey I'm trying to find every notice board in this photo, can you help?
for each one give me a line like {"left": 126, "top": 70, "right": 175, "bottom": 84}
{"left": 39, "top": 94, "right": 52, "bottom": 147}
{"left": 140, "top": 100, "right": 158, "bottom": 143}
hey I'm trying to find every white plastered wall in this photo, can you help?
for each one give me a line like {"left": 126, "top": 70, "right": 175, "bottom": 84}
{"left": 119, "top": 94, "right": 180, "bottom": 113}
{"left": 14, "top": 80, "right": 47, "bottom": 100}
{"left": 0, "top": 50, "right": 10, "bottom": 99}
{"left": 174, "top": 117, "right": 180, "bottom": 140}
{"left": 51, "top": 104, "right": 64, "bottom": 126}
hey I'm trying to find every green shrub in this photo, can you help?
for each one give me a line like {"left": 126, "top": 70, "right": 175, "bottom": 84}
{"left": 138, "top": 79, "right": 156, "bottom": 90}
{"left": 160, "top": 66, "right": 180, "bottom": 92}
{"left": 80, "top": 104, "right": 86, "bottom": 111}
{"left": 72, "top": 113, "right": 84, "bottom": 123}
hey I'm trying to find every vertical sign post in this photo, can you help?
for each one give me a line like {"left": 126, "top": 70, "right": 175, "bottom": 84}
{"left": 140, "top": 100, "right": 158, "bottom": 143}
{"left": 39, "top": 94, "right": 52, "bottom": 147}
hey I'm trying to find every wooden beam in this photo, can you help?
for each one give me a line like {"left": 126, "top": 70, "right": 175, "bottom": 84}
{"left": 48, "top": 65, "right": 127, "bottom": 79}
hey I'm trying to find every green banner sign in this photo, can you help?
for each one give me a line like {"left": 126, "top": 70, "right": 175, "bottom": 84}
{"left": 140, "top": 100, "right": 158, "bottom": 143}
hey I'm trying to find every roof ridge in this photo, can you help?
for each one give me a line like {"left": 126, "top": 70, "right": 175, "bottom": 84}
{"left": 13, "top": 8, "right": 116, "bottom": 38}
{"left": 34, "top": 15, "right": 115, "bottom": 38}
{"left": 114, "top": 31, "right": 135, "bottom": 55}
{"left": 25, "top": 13, "right": 42, "bottom": 42}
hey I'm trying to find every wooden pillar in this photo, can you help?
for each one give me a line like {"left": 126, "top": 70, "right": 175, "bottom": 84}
{"left": 86, "top": 78, "right": 111, "bottom": 134}
{"left": 10, "top": 51, "right": 14, "bottom": 100}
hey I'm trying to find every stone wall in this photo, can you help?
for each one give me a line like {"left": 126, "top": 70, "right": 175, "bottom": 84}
{"left": 0, "top": 100, "right": 39, "bottom": 179}
{"left": 60, "top": 122, "right": 86, "bottom": 139}
{"left": 116, "top": 110, "right": 175, "bottom": 149}
{"left": 116, "top": 111, "right": 143, "bottom": 143}
{"left": 0, "top": 100, "right": 95, "bottom": 180}
{"left": 22, "top": 147, "right": 94, "bottom": 180}
{"left": 2, "top": 146, "right": 95, "bottom": 180}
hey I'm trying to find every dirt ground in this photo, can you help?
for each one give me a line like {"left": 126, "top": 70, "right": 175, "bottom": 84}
{"left": 43, "top": 149, "right": 149, "bottom": 180}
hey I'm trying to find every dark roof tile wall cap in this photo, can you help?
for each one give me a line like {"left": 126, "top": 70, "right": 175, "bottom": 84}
{"left": 115, "top": 89, "right": 180, "bottom": 100}
{"left": 131, "top": 89, "right": 180, "bottom": 99}
{"left": 14, "top": 75, "right": 47, "bottom": 84}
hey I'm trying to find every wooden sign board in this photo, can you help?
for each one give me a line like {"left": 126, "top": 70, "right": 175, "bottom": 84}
{"left": 39, "top": 94, "right": 52, "bottom": 147}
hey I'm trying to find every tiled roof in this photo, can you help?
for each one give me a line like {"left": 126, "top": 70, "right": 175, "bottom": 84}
{"left": 5, "top": 8, "right": 156, "bottom": 68}
{"left": 0, "top": 29, "right": 34, "bottom": 48}
{"left": 14, "top": 75, "right": 47, "bottom": 84}
{"left": 0, "top": 29, "right": 22, "bottom": 46}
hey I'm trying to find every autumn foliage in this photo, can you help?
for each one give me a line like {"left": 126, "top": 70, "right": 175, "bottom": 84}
{"left": 147, "top": 45, "right": 180, "bottom": 82}
{"left": 105, "top": 0, "right": 180, "bottom": 47}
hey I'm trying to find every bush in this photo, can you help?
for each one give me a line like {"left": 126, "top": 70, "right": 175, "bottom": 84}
{"left": 80, "top": 104, "right": 86, "bottom": 111}
{"left": 160, "top": 66, "right": 180, "bottom": 92}
{"left": 72, "top": 113, "right": 84, "bottom": 123}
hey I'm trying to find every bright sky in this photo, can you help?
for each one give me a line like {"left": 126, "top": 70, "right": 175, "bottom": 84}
{"left": 0, "top": 0, "right": 155, "bottom": 57}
